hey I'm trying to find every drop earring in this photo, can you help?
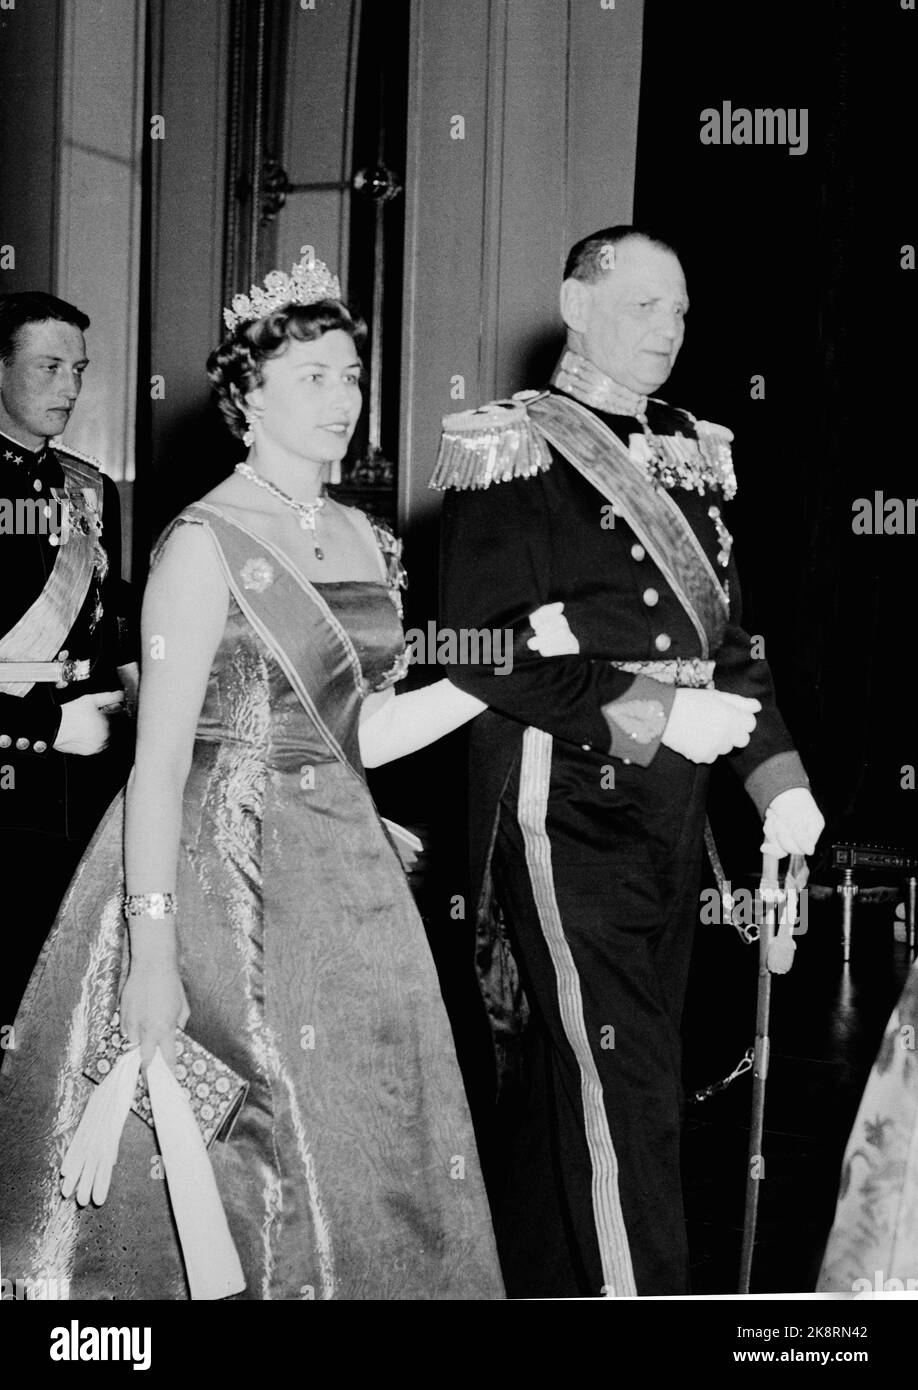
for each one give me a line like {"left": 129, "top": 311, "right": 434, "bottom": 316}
{"left": 242, "top": 413, "right": 255, "bottom": 448}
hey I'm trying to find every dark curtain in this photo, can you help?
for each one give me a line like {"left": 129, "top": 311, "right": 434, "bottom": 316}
{"left": 636, "top": 0, "right": 916, "bottom": 869}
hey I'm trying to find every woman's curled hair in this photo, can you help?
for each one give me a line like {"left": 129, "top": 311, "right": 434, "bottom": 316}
{"left": 207, "top": 299, "right": 367, "bottom": 439}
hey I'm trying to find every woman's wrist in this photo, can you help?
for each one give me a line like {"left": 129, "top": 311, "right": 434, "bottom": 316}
{"left": 127, "top": 918, "right": 179, "bottom": 965}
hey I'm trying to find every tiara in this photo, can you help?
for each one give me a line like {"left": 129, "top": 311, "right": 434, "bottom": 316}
{"left": 223, "top": 251, "right": 341, "bottom": 332}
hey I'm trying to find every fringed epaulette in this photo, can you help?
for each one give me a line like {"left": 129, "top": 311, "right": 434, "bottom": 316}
{"left": 657, "top": 403, "right": 737, "bottom": 501}
{"left": 429, "top": 391, "right": 554, "bottom": 491}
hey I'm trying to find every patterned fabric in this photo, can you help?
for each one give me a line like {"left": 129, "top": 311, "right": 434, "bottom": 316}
{"left": 0, "top": 506, "right": 503, "bottom": 1301}
{"left": 817, "top": 960, "right": 918, "bottom": 1292}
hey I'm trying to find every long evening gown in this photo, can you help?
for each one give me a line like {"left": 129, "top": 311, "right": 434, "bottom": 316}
{"left": 0, "top": 503, "right": 504, "bottom": 1300}
{"left": 817, "top": 957, "right": 918, "bottom": 1293}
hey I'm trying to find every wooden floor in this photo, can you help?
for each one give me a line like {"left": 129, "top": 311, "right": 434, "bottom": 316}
{"left": 681, "top": 894, "right": 912, "bottom": 1294}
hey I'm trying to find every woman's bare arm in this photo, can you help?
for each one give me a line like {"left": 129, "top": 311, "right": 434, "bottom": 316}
{"left": 121, "top": 523, "right": 229, "bottom": 1064}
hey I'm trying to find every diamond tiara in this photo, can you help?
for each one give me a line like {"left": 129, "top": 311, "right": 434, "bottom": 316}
{"left": 223, "top": 250, "right": 341, "bottom": 333}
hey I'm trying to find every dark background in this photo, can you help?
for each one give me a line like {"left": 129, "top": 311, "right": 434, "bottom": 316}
{"left": 636, "top": 0, "right": 916, "bottom": 868}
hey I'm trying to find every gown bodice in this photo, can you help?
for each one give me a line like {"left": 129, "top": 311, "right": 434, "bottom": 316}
{"left": 194, "top": 584, "right": 405, "bottom": 767}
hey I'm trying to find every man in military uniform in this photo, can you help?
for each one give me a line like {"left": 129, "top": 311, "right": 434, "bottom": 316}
{"left": 436, "top": 228, "right": 824, "bottom": 1297}
{"left": 0, "top": 292, "right": 137, "bottom": 1027}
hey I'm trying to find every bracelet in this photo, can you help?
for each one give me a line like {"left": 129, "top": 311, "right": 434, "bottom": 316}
{"left": 123, "top": 892, "right": 177, "bottom": 920}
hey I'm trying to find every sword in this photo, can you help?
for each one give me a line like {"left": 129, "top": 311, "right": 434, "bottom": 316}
{"left": 738, "top": 847, "right": 809, "bottom": 1293}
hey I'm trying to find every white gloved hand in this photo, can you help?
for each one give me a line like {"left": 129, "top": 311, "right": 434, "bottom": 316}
{"left": 527, "top": 602, "right": 580, "bottom": 656}
{"left": 661, "top": 689, "right": 760, "bottom": 764}
{"left": 60, "top": 1046, "right": 141, "bottom": 1207}
{"left": 761, "top": 787, "right": 825, "bottom": 857}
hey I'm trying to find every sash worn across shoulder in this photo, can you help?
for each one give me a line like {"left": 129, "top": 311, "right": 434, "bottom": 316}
{"left": 527, "top": 393, "right": 729, "bottom": 658}
{"left": 163, "top": 504, "right": 369, "bottom": 781}
{"left": 0, "top": 454, "right": 104, "bottom": 696}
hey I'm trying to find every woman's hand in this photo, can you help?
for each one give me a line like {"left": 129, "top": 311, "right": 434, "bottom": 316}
{"left": 119, "top": 960, "right": 190, "bottom": 1070}
{"left": 527, "top": 601, "right": 580, "bottom": 656}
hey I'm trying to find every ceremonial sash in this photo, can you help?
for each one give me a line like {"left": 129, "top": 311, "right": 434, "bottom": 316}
{"left": 528, "top": 393, "right": 729, "bottom": 658}
{"left": 172, "top": 504, "right": 369, "bottom": 781}
{"left": 0, "top": 455, "right": 104, "bottom": 696}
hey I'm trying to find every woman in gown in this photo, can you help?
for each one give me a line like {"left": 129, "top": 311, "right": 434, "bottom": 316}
{"left": 0, "top": 255, "right": 528, "bottom": 1300}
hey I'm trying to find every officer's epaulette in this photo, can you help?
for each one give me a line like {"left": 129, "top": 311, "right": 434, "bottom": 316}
{"left": 429, "top": 391, "right": 554, "bottom": 491}
{"left": 54, "top": 443, "right": 103, "bottom": 472}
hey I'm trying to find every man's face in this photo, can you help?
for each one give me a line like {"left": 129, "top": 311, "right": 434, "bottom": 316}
{"left": 562, "top": 238, "right": 689, "bottom": 394}
{"left": 0, "top": 319, "right": 88, "bottom": 450}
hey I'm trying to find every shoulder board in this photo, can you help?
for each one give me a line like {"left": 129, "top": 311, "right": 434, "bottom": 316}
{"left": 429, "top": 391, "right": 553, "bottom": 491}
{"left": 55, "top": 443, "right": 103, "bottom": 472}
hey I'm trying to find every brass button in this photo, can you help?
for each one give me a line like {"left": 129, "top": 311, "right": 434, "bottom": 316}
{"left": 48, "top": 534, "right": 59, "bottom": 546}
{"left": 642, "top": 587, "right": 659, "bottom": 607}
{"left": 0, "top": 734, "right": 10, "bottom": 748}
{"left": 33, "top": 478, "right": 42, "bottom": 492}
{"left": 631, "top": 543, "right": 646, "bottom": 561}
{"left": 33, "top": 740, "right": 48, "bottom": 753}
{"left": 57, "top": 649, "right": 69, "bottom": 661}
{"left": 15, "top": 736, "right": 30, "bottom": 751}
{"left": 654, "top": 633, "right": 672, "bottom": 652}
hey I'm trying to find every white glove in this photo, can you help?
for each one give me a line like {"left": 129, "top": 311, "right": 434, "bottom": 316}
{"left": 661, "top": 689, "right": 760, "bottom": 764}
{"left": 761, "top": 787, "right": 824, "bottom": 857}
{"left": 526, "top": 602, "right": 580, "bottom": 656}
{"left": 61, "top": 1047, "right": 142, "bottom": 1207}
{"left": 146, "top": 1051, "right": 246, "bottom": 1300}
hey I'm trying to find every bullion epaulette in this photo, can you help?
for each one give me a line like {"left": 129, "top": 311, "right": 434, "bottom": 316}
{"left": 55, "top": 443, "right": 103, "bottom": 472}
{"left": 429, "top": 390, "right": 554, "bottom": 491}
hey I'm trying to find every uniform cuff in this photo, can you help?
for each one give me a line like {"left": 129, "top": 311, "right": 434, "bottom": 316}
{"left": 744, "top": 750, "right": 809, "bottom": 818}
{"left": 600, "top": 676, "right": 676, "bottom": 767}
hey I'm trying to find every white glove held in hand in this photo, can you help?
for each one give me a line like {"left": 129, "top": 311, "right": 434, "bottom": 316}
{"left": 146, "top": 1051, "right": 246, "bottom": 1300}
{"left": 61, "top": 1046, "right": 246, "bottom": 1299}
{"left": 761, "top": 787, "right": 825, "bottom": 857}
{"left": 61, "top": 1046, "right": 141, "bottom": 1207}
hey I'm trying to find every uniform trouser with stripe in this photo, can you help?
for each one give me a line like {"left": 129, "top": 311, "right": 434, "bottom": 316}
{"left": 490, "top": 727, "right": 709, "bottom": 1297}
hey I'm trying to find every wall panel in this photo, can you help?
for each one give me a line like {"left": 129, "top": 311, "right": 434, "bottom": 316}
{"left": 399, "top": 0, "right": 645, "bottom": 528}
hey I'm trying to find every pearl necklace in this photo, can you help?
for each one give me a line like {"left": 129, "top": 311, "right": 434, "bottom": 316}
{"left": 235, "top": 462, "right": 327, "bottom": 559}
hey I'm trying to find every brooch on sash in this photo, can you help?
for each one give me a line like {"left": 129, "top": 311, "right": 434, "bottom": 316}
{"left": 240, "top": 557, "right": 275, "bottom": 592}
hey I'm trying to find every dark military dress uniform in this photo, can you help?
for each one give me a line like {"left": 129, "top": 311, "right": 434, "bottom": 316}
{"left": 0, "top": 431, "right": 136, "bottom": 1025}
{"left": 437, "top": 375, "right": 810, "bottom": 1297}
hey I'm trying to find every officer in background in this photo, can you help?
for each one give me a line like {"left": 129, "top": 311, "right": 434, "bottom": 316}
{"left": 436, "top": 227, "right": 824, "bottom": 1297}
{"left": 0, "top": 292, "right": 138, "bottom": 1028}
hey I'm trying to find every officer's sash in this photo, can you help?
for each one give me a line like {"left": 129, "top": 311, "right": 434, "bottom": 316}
{"left": 528, "top": 393, "right": 729, "bottom": 657}
{"left": 0, "top": 454, "right": 104, "bottom": 696}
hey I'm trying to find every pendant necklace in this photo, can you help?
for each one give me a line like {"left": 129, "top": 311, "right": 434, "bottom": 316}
{"left": 235, "top": 462, "right": 327, "bottom": 559}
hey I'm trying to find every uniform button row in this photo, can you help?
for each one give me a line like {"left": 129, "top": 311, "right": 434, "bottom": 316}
{"left": 630, "top": 543, "right": 646, "bottom": 561}
{"left": 654, "top": 633, "right": 672, "bottom": 652}
{"left": 642, "top": 588, "right": 659, "bottom": 607}
{"left": 0, "top": 735, "right": 48, "bottom": 752}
